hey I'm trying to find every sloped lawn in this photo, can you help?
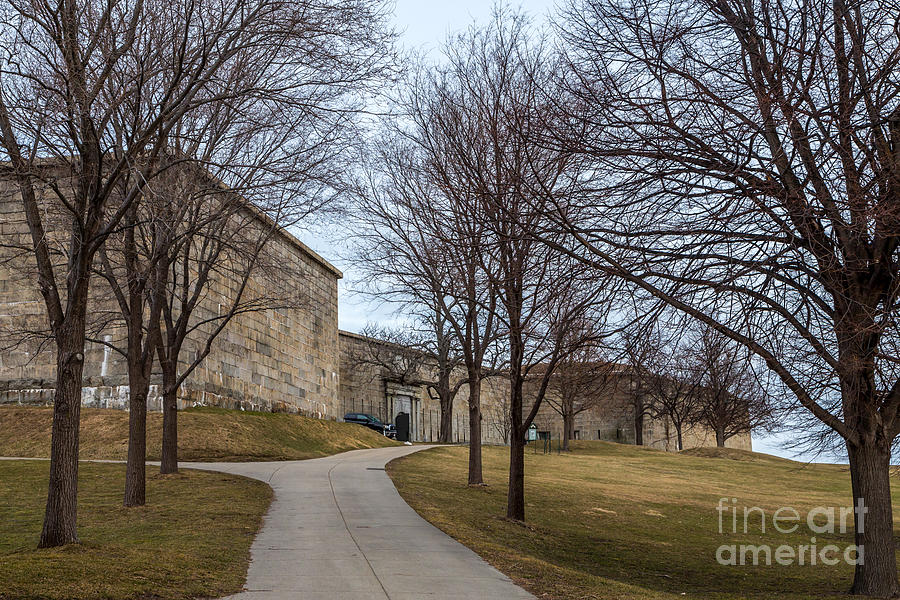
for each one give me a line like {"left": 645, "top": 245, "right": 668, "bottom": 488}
{"left": 388, "top": 442, "right": 899, "bottom": 600}
{"left": 0, "top": 460, "right": 272, "bottom": 599}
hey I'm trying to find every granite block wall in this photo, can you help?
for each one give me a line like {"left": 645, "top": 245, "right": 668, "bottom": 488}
{"left": 0, "top": 176, "right": 343, "bottom": 417}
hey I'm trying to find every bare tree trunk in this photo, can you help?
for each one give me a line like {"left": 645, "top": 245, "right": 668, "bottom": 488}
{"left": 123, "top": 370, "right": 149, "bottom": 506}
{"left": 439, "top": 391, "right": 453, "bottom": 444}
{"left": 506, "top": 423, "right": 526, "bottom": 521}
{"left": 675, "top": 424, "right": 684, "bottom": 452}
{"left": 848, "top": 440, "right": 898, "bottom": 596}
{"left": 634, "top": 410, "right": 644, "bottom": 446}
{"left": 123, "top": 268, "right": 153, "bottom": 506}
{"left": 562, "top": 411, "right": 574, "bottom": 451}
{"left": 39, "top": 315, "right": 86, "bottom": 547}
{"left": 467, "top": 378, "right": 483, "bottom": 485}
{"left": 437, "top": 368, "right": 453, "bottom": 443}
{"left": 160, "top": 364, "right": 179, "bottom": 475}
{"left": 715, "top": 426, "right": 726, "bottom": 448}
{"left": 506, "top": 369, "right": 526, "bottom": 521}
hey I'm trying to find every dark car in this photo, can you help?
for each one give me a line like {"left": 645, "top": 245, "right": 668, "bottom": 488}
{"left": 344, "top": 413, "right": 396, "bottom": 439}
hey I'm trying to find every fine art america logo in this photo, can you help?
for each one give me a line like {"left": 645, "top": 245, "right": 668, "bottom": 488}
{"left": 716, "top": 498, "right": 865, "bottom": 566}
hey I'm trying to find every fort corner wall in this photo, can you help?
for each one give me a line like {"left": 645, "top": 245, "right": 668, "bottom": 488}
{"left": 0, "top": 177, "right": 343, "bottom": 417}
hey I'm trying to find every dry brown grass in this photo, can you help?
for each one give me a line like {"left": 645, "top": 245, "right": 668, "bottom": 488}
{"left": 388, "top": 441, "right": 900, "bottom": 600}
{"left": 0, "top": 405, "right": 398, "bottom": 461}
{"left": 0, "top": 460, "right": 272, "bottom": 600}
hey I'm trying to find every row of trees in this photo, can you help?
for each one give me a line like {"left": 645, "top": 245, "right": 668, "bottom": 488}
{"left": 350, "top": 11, "right": 614, "bottom": 519}
{"left": 555, "top": 0, "right": 900, "bottom": 594}
{"left": 0, "top": 0, "right": 395, "bottom": 547}
{"left": 625, "top": 322, "right": 776, "bottom": 451}
{"left": 349, "top": 306, "right": 773, "bottom": 454}
{"left": 351, "top": 5, "right": 770, "bottom": 521}
{"left": 351, "top": 0, "right": 900, "bottom": 594}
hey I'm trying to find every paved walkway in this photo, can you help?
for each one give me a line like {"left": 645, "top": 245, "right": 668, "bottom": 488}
{"left": 184, "top": 446, "right": 535, "bottom": 600}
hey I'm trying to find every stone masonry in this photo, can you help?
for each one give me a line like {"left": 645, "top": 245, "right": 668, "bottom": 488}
{"left": 337, "top": 330, "right": 752, "bottom": 450}
{"left": 0, "top": 175, "right": 343, "bottom": 417}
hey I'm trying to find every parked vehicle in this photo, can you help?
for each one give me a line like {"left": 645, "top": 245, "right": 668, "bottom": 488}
{"left": 343, "top": 413, "right": 396, "bottom": 439}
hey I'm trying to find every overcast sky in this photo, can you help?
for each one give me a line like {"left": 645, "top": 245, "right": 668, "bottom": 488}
{"left": 393, "top": 0, "right": 556, "bottom": 54}
{"left": 297, "top": 0, "right": 818, "bottom": 463}
{"left": 301, "top": 0, "right": 557, "bottom": 335}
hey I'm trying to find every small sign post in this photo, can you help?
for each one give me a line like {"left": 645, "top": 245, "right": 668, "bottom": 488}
{"left": 526, "top": 424, "right": 537, "bottom": 442}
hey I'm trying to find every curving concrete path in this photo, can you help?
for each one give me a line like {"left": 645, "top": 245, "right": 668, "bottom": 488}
{"left": 184, "top": 446, "right": 535, "bottom": 600}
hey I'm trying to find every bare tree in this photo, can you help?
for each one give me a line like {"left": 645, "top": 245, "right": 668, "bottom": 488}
{"left": 348, "top": 170, "right": 474, "bottom": 444}
{"left": 618, "top": 326, "right": 659, "bottom": 446}
{"left": 157, "top": 0, "right": 394, "bottom": 476}
{"left": 543, "top": 324, "right": 618, "bottom": 451}
{"left": 625, "top": 325, "right": 702, "bottom": 451}
{"left": 430, "top": 9, "right": 614, "bottom": 521}
{"left": 345, "top": 325, "right": 433, "bottom": 388}
{"left": 10, "top": 0, "right": 395, "bottom": 508}
{"left": 420, "top": 309, "right": 470, "bottom": 443}
{"left": 485, "top": 390, "right": 512, "bottom": 445}
{"left": 621, "top": 376, "right": 653, "bottom": 447}
{"left": 154, "top": 179, "right": 315, "bottom": 475}
{"left": 500, "top": 261, "right": 608, "bottom": 519}
{"left": 350, "top": 77, "right": 507, "bottom": 483}
{"left": 0, "top": 0, "right": 356, "bottom": 546}
{"left": 691, "top": 327, "right": 777, "bottom": 448}
{"left": 93, "top": 183, "right": 168, "bottom": 506}
{"left": 552, "top": 0, "right": 900, "bottom": 592}
{"left": 386, "top": 8, "right": 614, "bottom": 517}
{"left": 95, "top": 163, "right": 295, "bottom": 501}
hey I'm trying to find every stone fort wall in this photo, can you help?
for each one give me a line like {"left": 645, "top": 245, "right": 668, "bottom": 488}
{"left": 337, "top": 331, "right": 751, "bottom": 450}
{"left": 338, "top": 330, "right": 510, "bottom": 444}
{"left": 526, "top": 381, "right": 753, "bottom": 451}
{"left": 335, "top": 331, "right": 515, "bottom": 444}
{"left": 0, "top": 177, "right": 343, "bottom": 417}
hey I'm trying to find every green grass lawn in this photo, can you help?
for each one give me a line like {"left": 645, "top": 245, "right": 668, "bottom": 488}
{"left": 0, "top": 405, "right": 398, "bottom": 461}
{"left": 387, "top": 442, "right": 899, "bottom": 600}
{"left": 0, "top": 460, "right": 272, "bottom": 600}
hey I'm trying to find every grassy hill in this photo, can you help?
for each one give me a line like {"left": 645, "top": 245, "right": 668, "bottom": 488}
{"left": 0, "top": 405, "right": 398, "bottom": 461}
{"left": 387, "top": 441, "right": 890, "bottom": 600}
{"left": 0, "top": 460, "right": 271, "bottom": 600}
